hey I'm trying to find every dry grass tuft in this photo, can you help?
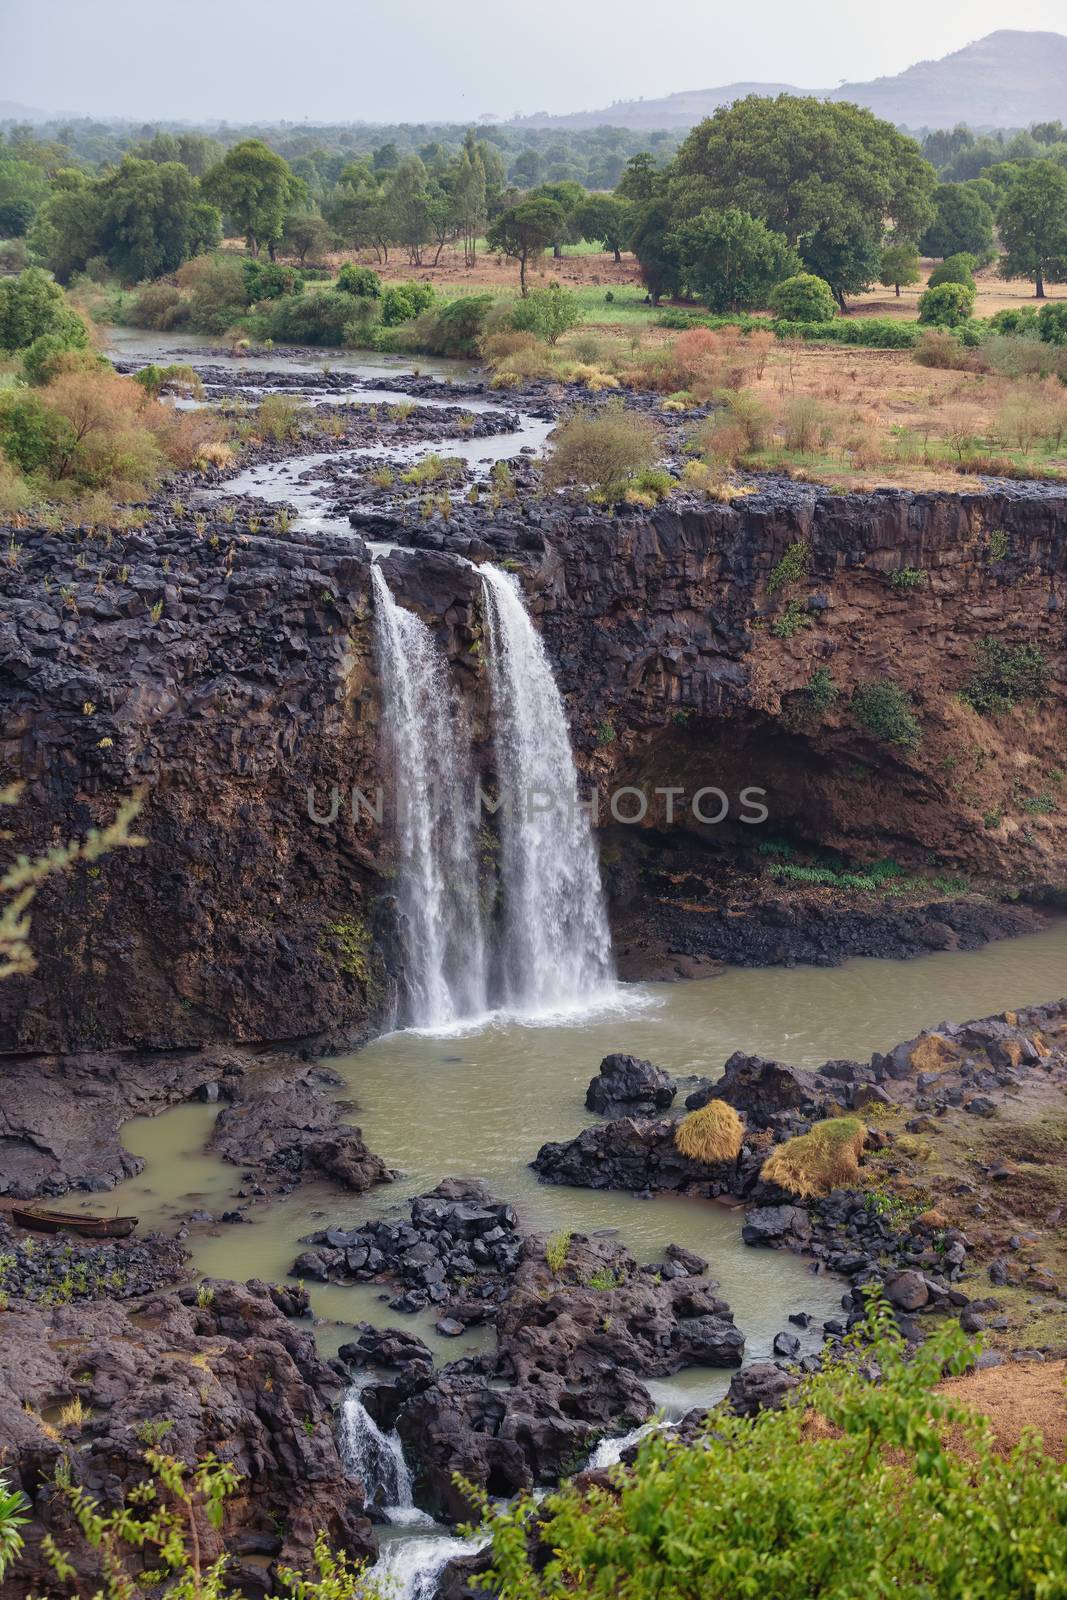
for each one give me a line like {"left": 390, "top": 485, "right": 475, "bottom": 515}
{"left": 760, "top": 1116, "right": 867, "bottom": 1198}
{"left": 674, "top": 1099, "right": 744, "bottom": 1164}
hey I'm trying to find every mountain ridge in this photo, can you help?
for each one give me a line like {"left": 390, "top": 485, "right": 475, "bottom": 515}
{"left": 510, "top": 30, "right": 1067, "bottom": 132}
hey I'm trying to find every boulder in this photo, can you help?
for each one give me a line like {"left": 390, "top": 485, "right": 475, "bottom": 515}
{"left": 585, "top": 1053, "right": 676, "bottom": 1116}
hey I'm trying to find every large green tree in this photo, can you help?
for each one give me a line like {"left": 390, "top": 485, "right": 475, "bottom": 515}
{"left": 671, "top": 207, "right": 799, "bottom": 312}
{"left": 0, "top": 266, "right": 88, "bottom": 352}
{"left": 27, "top": 170, "right": 101, "bottom": 283}
{"left": 573, "top": 194, "right": 632, "bottom": 262}
{"left": 670, "top": 96, "right": 936, "bottom": 307}
{"left": 627, "top": 199, "right": 682, "bottom": 304}
{"left": 94, "top": 158, "right": 219, "bottom": 282}
{"left": 487, "top": 196, "right": 565, "bottom": 295}
{"left": 920, "top": 182, "right": 995, "bottom": 261}
{"left": 997, "top": 161, "right": 1067, "bottom": 298}
{"left": 203, "top": 140, "right": 295, "bottom": 258}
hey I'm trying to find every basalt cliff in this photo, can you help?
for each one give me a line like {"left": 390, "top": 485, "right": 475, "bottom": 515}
{"left": 2, "top": 478, "right": 1065, "bottom": 1058}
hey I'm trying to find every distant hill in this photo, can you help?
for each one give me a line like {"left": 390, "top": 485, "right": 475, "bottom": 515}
{"left": 512, "top": 30, "right": 1067, "bottom": 132}
{"left": 0, "top": 99, "right": 52, "bottom": 122}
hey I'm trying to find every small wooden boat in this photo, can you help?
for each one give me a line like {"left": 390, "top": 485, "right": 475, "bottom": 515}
{"left": 10, "top": 1207, "right": 138, "bottom": 1240}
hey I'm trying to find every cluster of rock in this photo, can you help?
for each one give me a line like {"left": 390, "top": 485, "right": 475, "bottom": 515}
{"left": 0, "top": 1279, "right": 375, "bottom": 1597}
{"left": 0, "top": 1217, "right": 187, "bottom": 1304}
{"left": 294, "top": 1179, "right": 522, "bottom": 1324}
{"left": 328, "top": 1183, "right": 744, "bottom": 1522}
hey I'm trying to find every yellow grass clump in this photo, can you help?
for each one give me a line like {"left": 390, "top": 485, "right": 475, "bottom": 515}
{"left": 674, "top": 1099, "right": 744, "bottom": 1164}
{"left": 760, "top": 1116, "right": 867, "bottom": 1198}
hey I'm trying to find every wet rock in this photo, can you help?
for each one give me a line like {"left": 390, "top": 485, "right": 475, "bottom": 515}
{"left": 726, "top": 1362, "right": 803, "bottom": 1416}
{"left": 742, "top": 1205, "right": 812, "bottom": 1248}
{"left": 585, "top": 1053, "right": 676, "bottom": 1116}
{"left": 772, "top": 1331, "right": 801, "bottom": 1358}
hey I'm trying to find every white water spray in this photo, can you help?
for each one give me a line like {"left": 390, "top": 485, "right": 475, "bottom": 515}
{"left": 481, "top": 564, "right": 613, "bottom": 1011}
{"left": 340, "top": 1389, "right": 431, "bottom": 1526}
{"left": 371, "top": 1530, "right": 490, "bottom": 1600}
{"left": 372, "top": 566, "right": 487, "bottom": 1027}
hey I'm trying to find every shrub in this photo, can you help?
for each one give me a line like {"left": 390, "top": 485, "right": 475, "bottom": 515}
{"left": 917, "top": 282, "right": 976, "bottom": 328}
{"left": 1038, "top": 301, "right": 1067, "bottom": 346}
{"left": 256, "top": 393, "right": 307, "bottom": 441}
{"left": 980, "top": 334, "right": 1058, "bottom": 379}
{"left": 243, "top": 259, "right": 303, "bottom": 302}
{"left": 380, "top": 280, "right": 435, "bottom": 327}
{"left": 913, "top": 328, "right": 971, "bottom": 370}
{"left": 768, "top": 273, "right": 837, "bottom": 323}
{"left": 773, "top": 317, "right": 919, "bottom": 349}
{"left": 961, "top": 639, "right": 1050, "bottom": 715}
{"left": 852, "top": 680, "right": 921, "bottom": 748}
{"left": 544, "top": 1229, "right": 572, "bottom": 1274}
{"left": 806, "top": 666, "right": 838, "bottom": 714}
{"left": 719, "top": 389, "right": 773, "bottom": 452}
{"left": 336, "top": 263, "right": 381, "bottom": 298}
{"left": 782, "top": 395, "right": 835, "bottom": 454}
{"left": 542, "top": 402, "right": 661, "bottom": 500}
{"left": 760, "top": 1116, "right": 867, "bottom": 1197}
{"left": 21, "top": 333, "right": 99, "bottom": 386}
{"left": 768, "top": 540, "right": 810, "bottom": 593}
{"left": 675, "top": 1100, "right": 744, "bottom": 1163}
{"left": 987, "top": 305, "right": 1040, "bottom": 337}
{"left": 254, "top": 288, "right": 378, "bottom": 347}
{"left": 927, "top": 253, "right": 976, "bottom": 290}
{"left": 176, "top": 253, "right": 249, "bottom": 334}
{"left": 410, "top": 294, "right": 494, "bottom": 357}
{"left": 129, "top": 280, "right": 187, "bottom": 330}
{"left": 0, "top": 266, "right": 90, "bottom": 353}
{"left": 0, "top": 390, "right": 78, "bottom": 475}
{"left": 510, "top": 283, "right": 582, "bottom": 345}
{"left": 891, "top": 567, "right": 927, "bottom": 590}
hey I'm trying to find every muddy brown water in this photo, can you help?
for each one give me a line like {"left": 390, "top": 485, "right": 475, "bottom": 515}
{"left": 74, "top": 921, "right": 1067, "bottom": 1402}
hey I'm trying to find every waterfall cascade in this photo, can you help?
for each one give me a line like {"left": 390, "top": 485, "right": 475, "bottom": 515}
{"left": 371, "top": 1531, "right": 490, "bottom": 1600}
{"left": 371, "top": 566, "right": 487, "bottom": 1028}
{"left": 481, "top": 564, "right": 613, "bottom": 1012}
{"left": 372, "top": 560, "right": 613, "bottom": 1027}
{"left": 340, "top": 1389, "right": 430, "bottom": 1526}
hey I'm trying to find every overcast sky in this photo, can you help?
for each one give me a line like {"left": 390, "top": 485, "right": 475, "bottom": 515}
{"left": 4, "top": 0, "right": 1066, "bottom": 123}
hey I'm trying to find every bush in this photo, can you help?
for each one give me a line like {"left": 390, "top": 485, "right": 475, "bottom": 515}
{"left": 0, "top": 266, "right": 89, "bottom": 353}
{"left": 1038, "top": 301, "right": 1067, "bottom": 346}
{"left": 253, "top": 288, "right": 378, "bottom": 347}
{"left": 913, "top": 329, "right": 971, "bottom": 370}
{"left": 980, "top": 334, "right": 1058, "bottom": 379}
{"left": 336, "top": 263, "right": 381, "bottom": 298}
{"left": 0, "top": 390, "right": 76, "bottom": 475}
{"left": 243, "top": 259, "right": 303, "bottom": 302}
{"left": 852, "top": 680, "right": 921, "bottom": 748}
{"left": 542, "top": 402, "right": 661, "bottom": 500}
{"left": 760, "top": 1116, "right": 867, "bottom": 1197}
{"left": 410, "top": 293, "right": 494, "bottom": 357}
{"left": 773, "top": 316, "right": 920, "bottom": 349}
{"left": 918, "top": 282, "right": 976, "bottom": 328}
{"left": 130, "top": 280, "right": 187, "bottom": 330}
{"left": 256, "top": 393, "right": 308, "bottom": 441}
{"left": 477, "top": 1306, "right": 1067, "bottom": 1600}
{"left": 768, "top": 273, "right": 837, "bottom": 323}
{"left": 379, "top": 281, "right": 435, "bottom": 327}
{"left": 782, "top": 395, "right": 835, "bottom": 453}
{"left": 961, "top": 639, "right": 1050, "bottom": 715}
{"left": 176, "top": 254, "right": 249, "bottom": 334}
{"left": 986, "top": 305, "right": 1040, "bottom": 337}
{"left": 927, "top": 253, "right": 976, "bottom": 290}
{"left": 510, "top": 283, "right": 582, "bottom": 345}
{"left": 675, "top": 1100, "right": 744, "bottom": 1163}
{"left": 21, "top": 333, "right": 99, "bottom": 386}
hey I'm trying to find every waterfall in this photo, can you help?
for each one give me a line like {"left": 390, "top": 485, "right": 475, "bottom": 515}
{"left": 340, "top": 1390, "right": 430, "bottom": 1526}
{"left": 371, "top": 566, "right": 487, "bottom": 1027}
{"left": 481, "top": 564, "right": 613, "bottom": 1011}
{"left": 371, "top": 1531, "right": 490, "bottom": 1600}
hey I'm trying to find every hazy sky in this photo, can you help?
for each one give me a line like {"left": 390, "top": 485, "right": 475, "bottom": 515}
{"left": 5, "top": 0, "right": 1066, "bottom": 123}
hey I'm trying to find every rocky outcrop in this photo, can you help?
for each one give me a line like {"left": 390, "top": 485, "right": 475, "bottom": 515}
{"left": 0, "top": 1280, "right": 376, "bottom": 1599}
{"left": 532, "top": 1114, "right": 743, "bottom": 1195}
{"left": 585, "top": 1052, "right": 676, "bottom": 1115}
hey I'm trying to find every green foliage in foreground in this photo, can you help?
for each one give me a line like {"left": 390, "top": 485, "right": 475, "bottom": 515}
{"left": 473, "top": 1304, "right": 1067, "bottom": 1599}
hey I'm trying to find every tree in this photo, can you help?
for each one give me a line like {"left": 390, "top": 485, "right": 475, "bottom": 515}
{"left": 531, "top": 181, "right": 586, "bottom": 257}
{"left": 0, "top": 155, "right": 48, "bottom": 236}
{"left": 27, "top": 170, "right": 102, "bottom": 284}
{"left": 202, "top": 140, "right": 294, "bottom": 258}
{"left": 510, "top": 283, "right": 581, "bottom": 344}
{"left": 385, "top": 155, "right": 433, "bottom": 265}
{"left": 616, "top": 151, "right": 663, "bottom": 203}
{"left": 770, "top": 272, "right": 838, "bottom": 320}
{"left": 671, "top": 207, "right": 799, "bottom": 312}
{"left": 670, "top": 96, "right": 936, "bottom": 308}
{"left": 917, "top": 281, "right": 976, "bottom": 327}
{"left": 627, "top": 199, "right": 682, "bottom": 304}
{"left": 94, "top": 158, "right": 219, "bottom": 282}
{"left": 455, "top": 133, "right": 488, "bottom": 267}
{"left": 487, "top": 196, "right": 565, "bottom": 295}
{"left": 573, "top": 195, "right": 632, "bottom": 262}
{"left": 878, "top": 242, "right": 922, "bottom": 297}
{"left": 920, "top": 182, "right": 995, "bottom": 261}
{"left": 997, "top": 161, "right": 1067, "bottom": 298}
{"left": 0, "top": 266, "right": 88, "bottom": 352}
{"left": 281, "top": 211, "right": 333, "bottom": 266}
{"left": 928, "top": 252, "right": 975, "bottom": 289}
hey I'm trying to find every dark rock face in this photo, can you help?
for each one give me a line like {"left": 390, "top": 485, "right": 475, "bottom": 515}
{"left": 0, "top": 1281, "right": 376, "bottom": 1597}
{"left": 532, "top": 1115, "right": 736, "bottom": 1194}
{"left": 709, "top": 1052, "right": 838, "bottom": 1126}
{"left": 4, "top": 474, "right": 1065, "bottom": 1056}
{"left": 585, "top": 1053, "right": 676, "bottom": 1116}
{"left": 741, "top": 1204, "right": 812, "bottom": 1249}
